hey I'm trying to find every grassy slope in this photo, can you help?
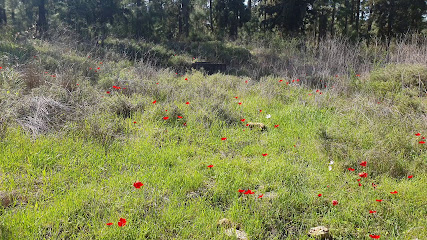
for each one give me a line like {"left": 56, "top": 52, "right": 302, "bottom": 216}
{"left": 0, "top": 39, "right": 426, "bottom": 240}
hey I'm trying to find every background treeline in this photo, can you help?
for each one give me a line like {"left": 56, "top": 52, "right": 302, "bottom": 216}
{"left": 0, "top": 0, "right": 426, "bottom": 43}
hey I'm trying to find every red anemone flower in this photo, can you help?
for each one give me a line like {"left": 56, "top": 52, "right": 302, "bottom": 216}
{"left": 332, "top": 200, "right": 338, "bottom": 206}
{"left": 419, "top": 141, "right": 425, "bottom": 144}
{"left": 274, "top": 125, "right": 279, "bottom": 128}
{"left": 360, "top": 161, "right": 367, "bottom": 167}
{"left": 152, "top": 100, "right": 156, "bottom": 104}
{"left": 177, "top": 116, "right": 183, "bottom": 119}
{"left": 359, "top": 172, "right": 368, "bottom": 178}
{"left": 186, "top": 102, "right": 190, "bottom": 104}
{"left": 415, "top": 133, "right": 421, "bottom": 136}
{"left": 369, "top": 235, "right": 380, "bottom": 239}
{"left": 376, "top": 199, "right": 383, "bottom": 202}
{"left": 408, "top": 175, "right": 413, "bottom": 179}
{"left": 106, "top": 222, "right": 113, "bottom": 226}
{"left": 118, "top": 218, "right": 126, "bottom": 227}
{"left": 279, "top": 80, "right": 283, "bottom": 82}
{"left": 133, "top": 181, "right": 143, "bottom": 189}
{"left": 207, "top": 165, "right": 213, "bottom": 168}
{"left": 318, "top": 194, "right": 322, "bottom": 197}
{"left": 106, "top": 91, "right": 110, "bottom": 94}
{"left": 258, "top": 194, "right": 264, "bottom": 198}
{"left": 241, "top": 119, "right": 246, "bottom": 122}
{"left": 348, "top": 168, "right": 355, "bottom": 171}
{"left": 262, "top": 153, "right": 268, "bottom": 157}
{"left": 221, "top": 138, "right": 227, "bottom": 141}
{"left": 369, "top": 210, "right": 377, "bottom": 214}
{"left": 163, "top": 117, "right": 169, "bottom": 120}
{"left": 390, "top": 191, "right": 398, "bottom": 194}
{"left": 238, "top": 189, "right": 245, "bottom": 193}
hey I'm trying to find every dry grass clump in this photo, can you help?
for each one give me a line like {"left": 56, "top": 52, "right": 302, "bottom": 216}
{"left": 15, "top": 96, "right": 70, "bottom": 136}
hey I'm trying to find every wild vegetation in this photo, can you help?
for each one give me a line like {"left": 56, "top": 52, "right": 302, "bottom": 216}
{"left": 1, "top": 0, "right": 427, "bottom": 239}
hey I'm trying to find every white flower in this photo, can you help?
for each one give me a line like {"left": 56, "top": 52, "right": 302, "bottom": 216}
{"left": 328, "top": 166, "right": 332, "bottom": 171}
{"left": 329, "top": 160, "right": 334, "bottom": 165}
{"left": 266, "top": 114, "right": 271, "bottom": 119}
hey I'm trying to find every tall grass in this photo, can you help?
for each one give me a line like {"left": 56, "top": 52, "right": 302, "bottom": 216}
{"left": 0, "top": 33, "right": 426, "bottom": 239}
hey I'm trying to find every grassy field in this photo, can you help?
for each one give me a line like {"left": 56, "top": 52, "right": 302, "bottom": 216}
{"left": 0, "top": 36, "right": 426, "bottom": 239}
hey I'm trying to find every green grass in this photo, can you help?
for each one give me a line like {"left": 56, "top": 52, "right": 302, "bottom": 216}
{"left": 0, "top": 39, "right": 426, "bottom": 240}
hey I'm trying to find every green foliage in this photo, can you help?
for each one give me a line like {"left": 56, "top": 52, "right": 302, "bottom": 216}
{"left": 1, "top": 36, "right": 427, "bottom": 240}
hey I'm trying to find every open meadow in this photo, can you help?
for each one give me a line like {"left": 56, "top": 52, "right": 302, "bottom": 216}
{"left": 1, "top": 32, "right": 427, "bottom": 240}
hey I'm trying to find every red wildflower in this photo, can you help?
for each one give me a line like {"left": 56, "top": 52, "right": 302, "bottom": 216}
{"left": 258, "top": 194, "right": 263, "bottom": 198}
{"left": 390, "top": 191, "right": 398, "bottom": 194}
{"left": 318, "top": 194, "right": 322, "bottom": 197}
{"left": 133, "top": 121, "right": 136, "bottom": 124}
{"left": 369, "top": 210, "right": 377, "bottom": 214}
{"left": 262, "top": 153, "right": 268, "bottom": 157}
{"left": 241, "top": 119, "right": 246, "bottom": 122}
{"left": 185, "top": 78, "right": 188, "bottom": 81}
{"left": 415, "top": 133, "right": 421, "bottom": 136}
{"left": 376, "top": 199, "right": 383, "bottom": 202}
{"left": 163, "top": 117, "right": 169, "bottom": 120}
{"left": 308, "top": 93, "right": 312, "bottom": 96}
{"left": 259, "top": 110, "right": 262, "bottom": 112}
{"left": 221, "top": 138, "right": 227, "bottom": 141}
{"left": 246, "top": 124, "right": 249, "bottom": 126}
{"left": 238, "top": 102, "right": 242, "bottom": 105}
{"left": 316, "top": 89, "right": 319, "bottom": 92}
{"left": 348, "top": 168, "right": 355, "bottom": 171}
{"left": 118, "top": 218, "right": 126, "bottom": 227}
{"left": 106, "top": 222, "right": 113, "bottom": 226}
{"left": 332, "top": 200, "right": 338, "bottom": 206}
{"left": 279, "top": 80, "right": 283, "bottom": 82}
{"left": 286, "top": 82, "right": 289, "bottom": 85}
{"left": 183, "top": 122, "right": 187, "bottom": 126}
{"left": 358, "top": 183, "right": 362, "bottom": 186}
{"left": 238, "top": 189, "right": 245, "bottom": 193}
{"left": 245, "top": 80, "right": 248, "bottom": 83}
{"left": 359, "top": 172, "right": 368, "bottom": 178}
{"left": 177, "top": 116, "right": 183, "bottom": 119}
{"left": 106, "top": 91, "right": 110, "bottom": 94}
{"left": 319, "top": 92, "right": 322, "bottom": 94}
{"left": 274, "top": 125, "right": 279, "bottom": 128}
{"left": 186, "top": 102, "right": 190, "bottom": 104}
{"left": 100, "top": 62, "right": 103, "bottom": 64}
{"left": 244, "top": 190, "right": 255, "bottom": 194}
{"left": 369, "top": 235, "right": 380, "bottom": 239}
{"left": 292, "top": 80, "right": 295, "bottom": 82}
{"left": 360, "top": 161, "right": 367, "bottom": 167}
{"left": 0, "top": 67, "right": 2, "bottom": 69}
{"left": 408, "top": 175, "right": 413, "bottom": 179}
{"left": 357, "top": 179, "right": 361, "bottom": 182}
{"left": 152, "top": 100, "right": 156, "bottom": 104}
{"left": 419, "top": 141, "right": 425, "bottom": 144}
{"left": 97, "top": 67, "right": 100, "bottom": 70}
{"left": 235, "top": 96, "right": 238, "bottom": 99}
{"left": 297, "top": 79, "right": 300, "bottom": 82}
{"left": 133, "top": 181, "right": 143, "bottom": 189}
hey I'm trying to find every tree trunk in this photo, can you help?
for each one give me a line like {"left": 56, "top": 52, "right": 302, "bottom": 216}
{"left": 355, "top": 0, "right": 360, "bottom": 38}
{"left": 344, "top": 0, "right": 349, "bottom": 35}
{"left": 209, "top": 0, "right": 214, "bottom": 32}
{"left": 36, "top": 0, "right": 48, "bottom": 37}
{"left": 330, "top": 1, "right": 336, "bottom": 37}
{"left": 182, "top": 0, "right": 190, "bottom": 38}
{"left": 0, "top": 7, "right": 6, "bottom": 26}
